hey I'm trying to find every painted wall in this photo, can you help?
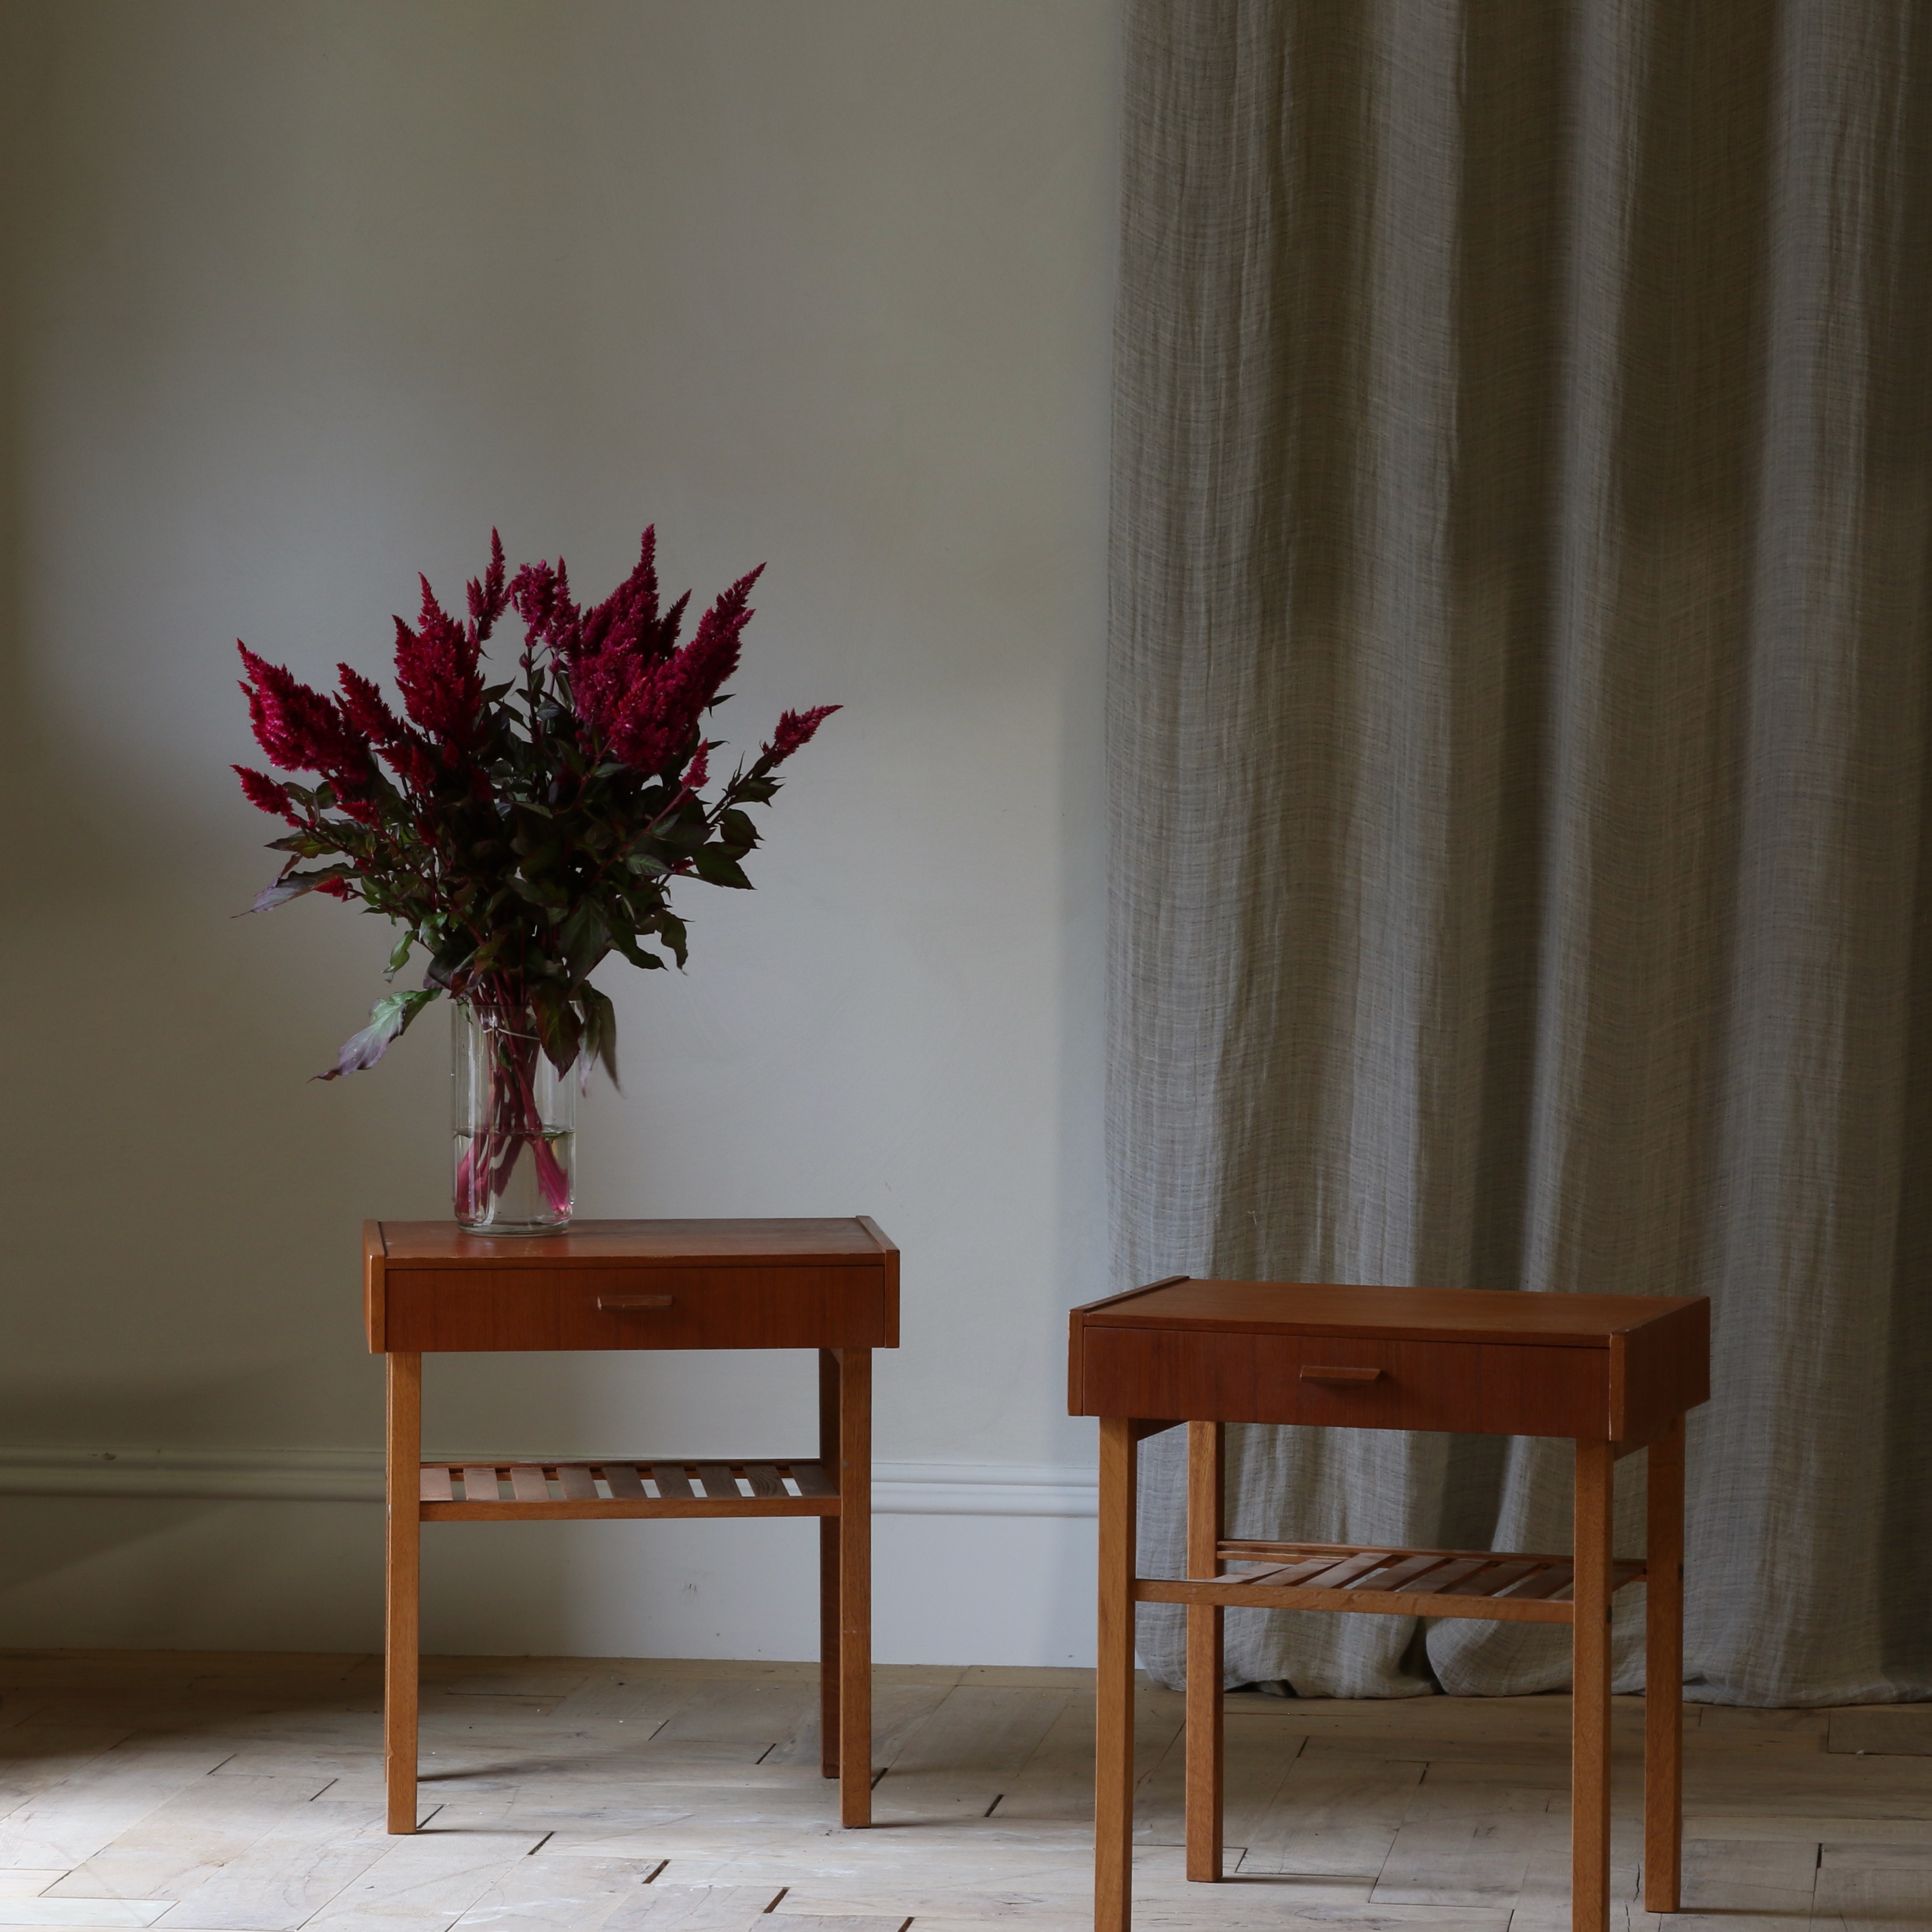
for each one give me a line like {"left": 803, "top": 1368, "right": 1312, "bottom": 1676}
{"left": 0, "top": 0, "right": 1116, "bottom": 1663}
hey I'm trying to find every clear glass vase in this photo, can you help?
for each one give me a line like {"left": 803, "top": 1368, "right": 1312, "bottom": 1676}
{"left": 450, "top": 995, "right": 577, "bottom": 1234}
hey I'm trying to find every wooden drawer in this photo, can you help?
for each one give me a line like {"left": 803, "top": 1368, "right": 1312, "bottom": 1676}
{"left": 1073, "top": 1327, "right": 1613, "bottom": 1439}
{"left": 377, "top": 1264, "right": 894, "bottom": 1353}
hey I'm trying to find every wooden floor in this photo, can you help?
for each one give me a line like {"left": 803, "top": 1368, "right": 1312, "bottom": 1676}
{"left": 0, "top": 1654, "right": 1926, "bottom": 1932}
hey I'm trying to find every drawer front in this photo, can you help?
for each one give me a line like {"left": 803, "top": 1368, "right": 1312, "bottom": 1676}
{"left": 383, "top": 1265, "right": 893, "bottom": 1352}
{"left": 1075, "top": 1328, "right": 1611, "bottom": 1438}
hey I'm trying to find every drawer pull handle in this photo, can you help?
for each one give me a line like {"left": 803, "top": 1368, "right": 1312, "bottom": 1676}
{"left": 1301, "top": 1365, "right": 1382, "bottom": 1383}
{"left": 597, "top": 1294, "right": 675, "bottom": 1311}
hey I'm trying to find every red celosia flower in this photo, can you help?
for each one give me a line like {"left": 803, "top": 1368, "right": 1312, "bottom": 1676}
{"left": 763, "top": 704, "right": 841, "bottom": 766}
{"left": 234, "top": 764, "right": 302, "bottom": 825}
{"left": 338, "top": 666, "right": 438, "bottom": 791}
{"left": 467, "top": 530, "right": 510, "bottom": 636}
{"left": 392, "top": 578, "right": 484, "bottom": 746}
{"left": 683, "top": 742, "right": 710, "bottom": 793}
{"left": 237, "top": 644, "right": 375, "bottom": 785}
{"left": 574, "top": 566, "right": 763, "bottom": 772}
{"left": 508, "top": 556, "right": 577, "bottom": 657}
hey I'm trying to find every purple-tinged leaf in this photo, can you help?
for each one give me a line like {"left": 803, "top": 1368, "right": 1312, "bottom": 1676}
{"left": 316, "top": 989, "right": 440, "bottom": 1081}
{"left": 240, "top": 864, "right": 354, "bottom": 915}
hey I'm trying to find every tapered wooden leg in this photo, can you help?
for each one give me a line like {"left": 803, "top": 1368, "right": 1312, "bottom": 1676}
{"left": 1643, "top": 1418, "right": 1685, "bottom": 1912}
{"left": 1572, "top": 1439, "right": 1615, "bottom": 1932}
{"left": 836, "top": 1348, "right": 872, "bottom": 1826}
{"left": 1096, "top": 1416, "right": 1137, "bottom": 1932}
{"left": 819, "top": 1349, "right": 842, "bottom": 1783}
{"left": 1185, "top": 1420, "right": 1224, "bottom": 1883}
{"left": 384, "top": 1351, "right": 421, "bottom": 1835}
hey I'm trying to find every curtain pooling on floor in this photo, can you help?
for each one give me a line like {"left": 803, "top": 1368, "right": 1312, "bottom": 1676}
{"left": 1110, "top": 0, "right": 1932, "bottom": 1705}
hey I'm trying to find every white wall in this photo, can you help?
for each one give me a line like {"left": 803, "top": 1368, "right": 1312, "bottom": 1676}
{"left": 0, "top": 0, "right": 1117, "bottom": 1663}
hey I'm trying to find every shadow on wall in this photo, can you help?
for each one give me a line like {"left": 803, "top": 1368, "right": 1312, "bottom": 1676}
{"left": 0, "top": 11, "right": 573, "bottom": 1652}
{"left": 0, "top": 1495, "right": 385, "bottom": 1651}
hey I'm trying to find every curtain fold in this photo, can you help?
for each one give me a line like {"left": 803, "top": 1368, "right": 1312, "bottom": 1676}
{"left": 1110, "top": 0, "right": 1932, "bottom": 1704}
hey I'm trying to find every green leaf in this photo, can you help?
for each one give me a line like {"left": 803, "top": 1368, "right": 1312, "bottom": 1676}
{"left": 425, "top": 931, "right": 479, "bottom": 991}
{"left": 655, "top": 912, "right": 689, "bottom": 968}
{"left": 731, "top": 774, "right": 779, "bottom": 804}
{"left": 691, "top": 848, "right": 753, "bottom": 890}
{"left": 316, "top": 989, "right": 440, "bottom": 1081}
{"left": 606, "top": 925, "right": 652, "bottom": 968}
{"left": 507, "top": 871, "right": 569, "bottom": 910}
{"left": 717, "top": 809, "right": 761, "bottom": 854}
{"left": 557, "top": 901, "right": 610, "bottom": 987}
{"left": 468, "top": 931, "right": 512, "bottom": 975}
{"left": 578, "top": 982, "right": 621, "bottom": 1091}
{"left": 385, "top": 932, "right": 414, "bottom": 979}
{"left": 530, "top": 979, "right": 583, "bottom": 1074}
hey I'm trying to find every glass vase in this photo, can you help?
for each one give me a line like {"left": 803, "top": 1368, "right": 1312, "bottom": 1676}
{"left": 451, "top": 995, "right": 577, "bottom": 1234}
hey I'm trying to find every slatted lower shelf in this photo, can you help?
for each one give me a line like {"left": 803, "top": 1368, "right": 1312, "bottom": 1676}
{"left": 417, "top": 1458, "right": 839, "bottom": 1520}
{"left": 1135, "top": 1540, "right": 1647, "bottom": 1625}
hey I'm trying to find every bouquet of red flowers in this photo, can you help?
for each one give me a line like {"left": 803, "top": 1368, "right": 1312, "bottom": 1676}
{"left": 234, "top": 527, "right": 834, "bottom": 1227}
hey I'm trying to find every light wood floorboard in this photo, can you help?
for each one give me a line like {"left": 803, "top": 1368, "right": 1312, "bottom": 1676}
{"left": 0, "top": 1655, "right": 1922, "bottom": 1929}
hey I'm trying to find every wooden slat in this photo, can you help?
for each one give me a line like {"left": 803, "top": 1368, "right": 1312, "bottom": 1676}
{"left": 419, "top": 1494, "right": 839, "bottom": 1521}
{"left": 1221, "top": 1535, "right": 1583, "bottom": 1567}
{"left": 1505, "top": 1562, "right": 1575, "bottom": 1600}
{"left": 461, "top": 1465, "right": 502, "bottom": 1502}
{"left": 1297, "top": 1551, "right": 1395, "bottom": 1590}
{"left": 695, "top": 1462, "right": 741, "bottom": 1500}
{"left": 1402, "top": 1557, "right": 1491, "bottom": 1595}
{"left": 1227, "top": 1556, "right": 1356, "bottom": 1588}
{"left": 409, "top": 1455, "right": 848, "bottom": 1515}
{"left": 789, "top": 1461, "right": 837, "bottom": 1496}
{"left": 1132, "top": 1528, "right": 1654, "bottom": 1630}
{"left": 1136, "top": 1575, "right": 1577, "bottom": 1625}
{"left": 1347, "top": 1552, "right": 1449, "bottom": 1593}
{"left": 1454, "top": 1561, "right": 1539, "bottom": 1599}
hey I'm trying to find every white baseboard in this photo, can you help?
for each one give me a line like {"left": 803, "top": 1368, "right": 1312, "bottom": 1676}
{"left": 0, "top": 1447, "right": 1098, "bottom": 1518}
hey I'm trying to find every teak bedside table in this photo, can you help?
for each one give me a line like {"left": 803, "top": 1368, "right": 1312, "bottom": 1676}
{"left": 1068, "top": 1278, "right": 1709, "bottom": 1932}
{"left": 364, "top": 1216, "right": 899, "bottom": 1835}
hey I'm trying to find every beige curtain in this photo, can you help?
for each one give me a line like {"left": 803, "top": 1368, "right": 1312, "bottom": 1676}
{"left": 1110, "top": 0, "right": 1932, "bottom": 1703}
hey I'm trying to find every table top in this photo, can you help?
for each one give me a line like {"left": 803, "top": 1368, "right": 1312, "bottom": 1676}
{"left": 1076, "top": 1278, "right": 1703, "bottom": 1348}
{"left": 364, "top": 1217, "right": 899, "bottom": 1353}
{"left": 370, "top": 1217, "right": 895, "bottom": 1270}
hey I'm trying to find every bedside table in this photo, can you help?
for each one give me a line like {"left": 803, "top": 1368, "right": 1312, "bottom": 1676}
{"left": 366, "top": 1215, "right": 899, "bottom": 1834}
{"left": 1069, "top": 1277, "right": 1709, "bottom": 1932}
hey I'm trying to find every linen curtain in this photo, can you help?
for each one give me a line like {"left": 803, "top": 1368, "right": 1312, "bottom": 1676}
{"left": 1110, "top": 0, "right": 1932, "bottom": 1704}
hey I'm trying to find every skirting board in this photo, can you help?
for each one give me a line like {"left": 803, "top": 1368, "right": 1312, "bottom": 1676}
{"left": 0, "top": 1447, "right": 1099, "bottom": 1517}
